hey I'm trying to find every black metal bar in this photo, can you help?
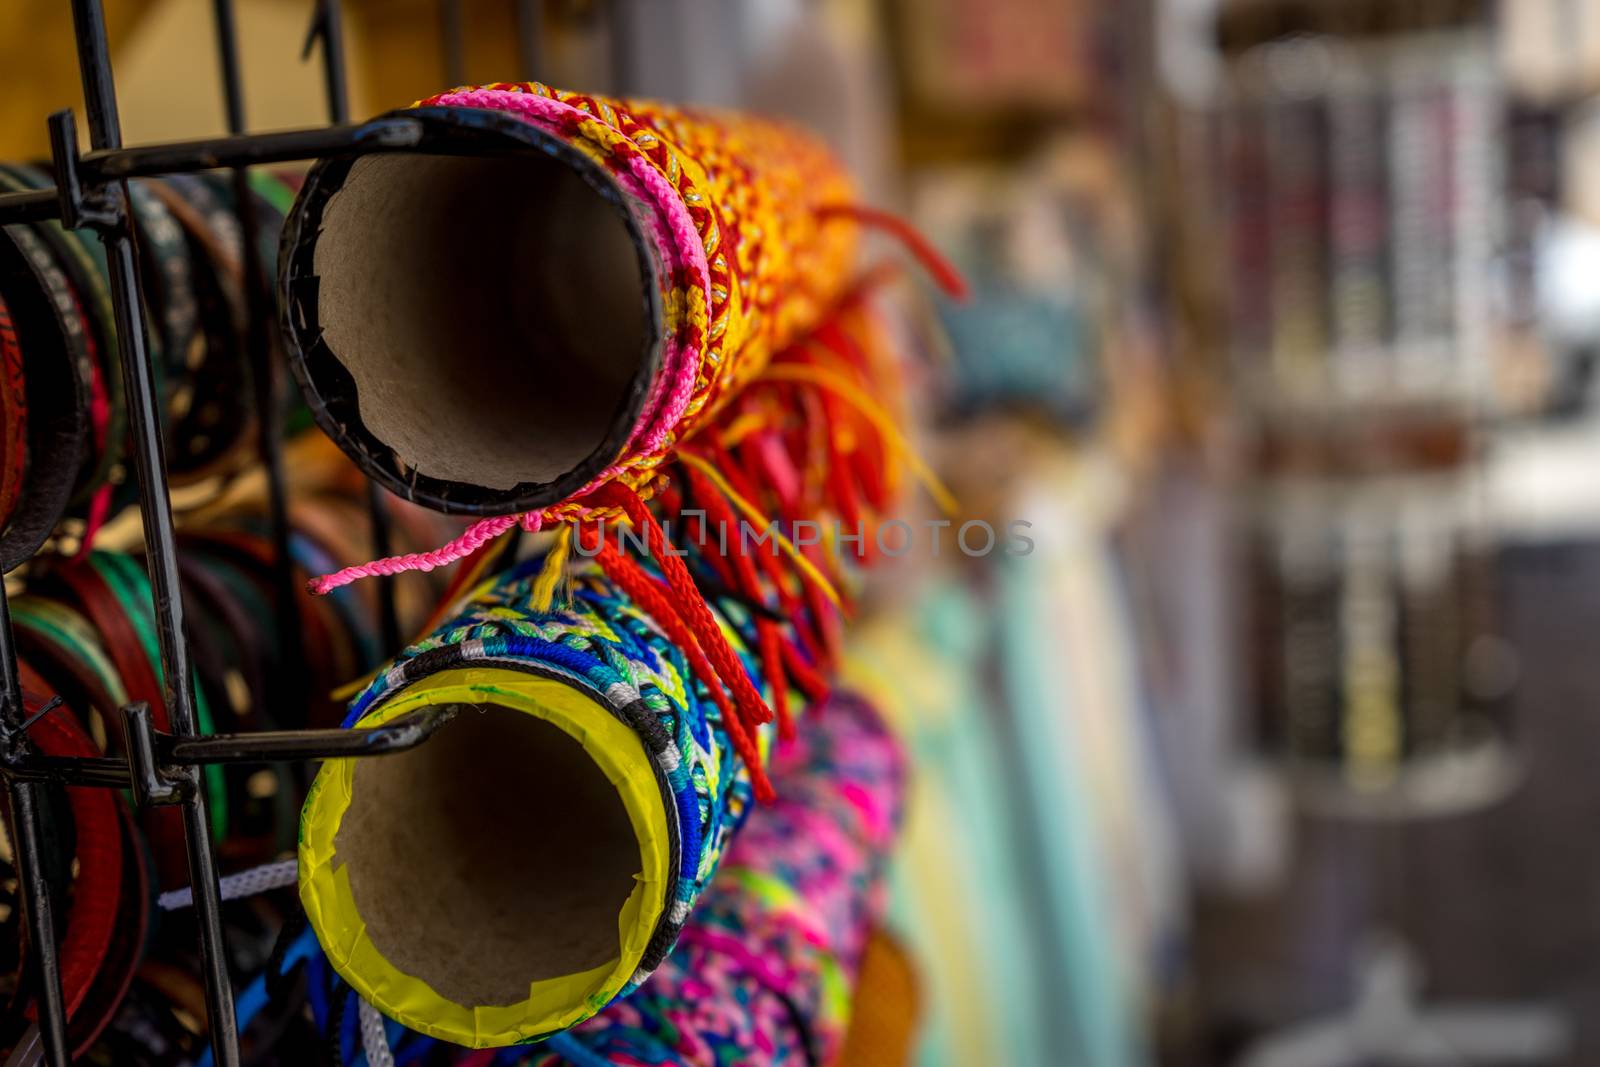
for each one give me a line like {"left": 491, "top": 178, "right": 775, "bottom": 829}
{"left": 68, "top": 3, "right": 241, "bottom": 1064}
{"left": 0, "top": 578, "right": 71, "bottom": 1067}
{"left": 2, "top": 120, "right": 424, "bottom": 227}
{"left": 10, "top": 706, "right": 456, "bottom": 789}
{"left": 122, "top": 703, "right": 187, "bottom": 809}
{"left": 121, "top": 229, "right": 242, "bottom": 1067}
{"left": 162, "top": 706, "right": 458, "bottom": 765}
{"left": 212, "top": 0, "right": 247, "bottom": 134}
{"left": 6, "top": 781, "right": 70, "bottom": 1066}
{"left": 14, "top": 697, "right": 63, "bottom": 737}
{"left": 82, "top": 119, "right": 425, "bottom": 182}
{"left": 306, "top": 0, "right": 350, "bottom": 124}
{"left": 0, "top": 189, "right": 63, "bottom": 225}
{"left": 0, "top": 590, "right": 27, "bottom": 757}
{"left": 9, "top": 755, "right": 134, "bottom": 789}
{"left": 213, "top": 0, "right": 303, "bottom": 735}
{"left": 132, "top": 221, "right": 245, "bottom": 1056}
{"left": 517, "top": 0, "right": 542, "bottom": 80}
{"left": 47, "top": 111, "right": 116, "bottom": 232}
{"left": 70, "top": 0, "right": 119, "bottom": 144}
{"left": 441, "top": 0, "right": 466, "bottom": 85}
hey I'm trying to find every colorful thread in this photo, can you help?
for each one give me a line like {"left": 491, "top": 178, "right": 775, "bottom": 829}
{"left": 523, "top": 691, "right": 906, "bottom": 1066}
{"left": 307, "top": 557, "right": 779, "bottom": 1042}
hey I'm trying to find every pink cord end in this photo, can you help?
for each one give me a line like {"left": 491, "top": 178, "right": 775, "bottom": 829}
{"left": 306, "top": 514, "right": 523, "bottom": 595}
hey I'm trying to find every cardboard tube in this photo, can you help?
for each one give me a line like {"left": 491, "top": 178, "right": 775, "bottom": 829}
{"left": 280, "top": 106, "right": 664, "bottom": 516}
{"left": 285, "top": 87, "right": 860, "bottom": 525}
{"left": 300, "top": 561, "right": 775, "bottom": 1047}
{"left": 300, "top": 666, "right": 673, "bottom": 1046}
{"left": 339, "top": 704, "right": 637, "bottom": 1001}
{"left": 483, "top": 691, "right": 906, "bottom": 1066}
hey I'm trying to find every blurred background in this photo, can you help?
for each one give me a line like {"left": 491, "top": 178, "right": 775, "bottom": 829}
{"left": 8, "top": 0, "right": 1600, "bottom": 1064}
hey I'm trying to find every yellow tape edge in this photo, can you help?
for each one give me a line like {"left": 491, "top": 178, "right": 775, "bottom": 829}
{"left": 298, "top": 666, "right": 671, "bottom": 1048}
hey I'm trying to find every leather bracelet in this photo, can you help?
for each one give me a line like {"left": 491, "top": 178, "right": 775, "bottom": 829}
{"left": 0, "top": 225, "right": 88, "bottom": 572}
{"left": 43, "top": 560, "right": 191, "bottom": 886}
{"left": 0, "top": 165, "right": 129, "bottom": 507}
{"left": 174, "top": 552, "right": 266, "bottom": 732}
{"left": 90, "top": 551, "right": 229, "bottom": 842}
{"left": 49, "top": 562, "right": 167, "bottom": 731}
{"left": 0, "top": 294, "right": 27, "bottom": 536}
{"left": 0, "top": 171, "right": 113, "bottom": 527}
{"left": 9, "top": 596, "right": 127, "bottom": 752}
{"left": 67, "top": 797, "right": 149, "bottom": 1057}
{"left": 140, "top": 179, "right": 256, "bottom": 489}
{"left": 170, "top": 554, "right": 296, "bottom": 860}
{"left": 127, "top": 178, "right": 197, "bottom": 387}
{"left": 186, "top": 529, "right": 344, "bottom": 718}
{"left": 15, "top": 661, "right": 123, "bottom": 1028}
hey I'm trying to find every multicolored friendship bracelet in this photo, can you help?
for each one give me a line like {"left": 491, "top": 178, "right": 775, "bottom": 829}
{"left": 527, "top": 690, "right": 907, "bottom": 1067}
{"left": 299, "top": 558, "right": 778, "bottom": 1048}
{"left": 283, "top": 83, "right": 963, "bottom": 599}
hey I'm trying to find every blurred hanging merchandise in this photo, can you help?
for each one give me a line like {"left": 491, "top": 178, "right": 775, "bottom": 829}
{"left": 1238, "top": 932, "right": 1571, "bottom": 1067}
{"left": 1247, "top": 468, "right": 1520, "bottom": 818}
{"left": 845, "top": 437, "right": 1184, "bottom": 1067}
{"left": 876, "top": 12, "right": 1186, "bottom": 1055}
{"left": 1215, "top": 31, "right": 1503, "bottom": 415}
{"left": 885, "top": 0, "right": 1115, "bottom": 166}
{"left": 1499, "top": 0, "right": 1600, "bottom": 106}
{"left": 0, "top": 166, "right": 305, "bottom": 569}
{"left": 911, "top": 138, "right": 1123, "bottom": 430}
{"left": 906, "top": 132, "right": 1171, "bottom": 476}
{"left": 1131, "top": 3, "right": 1600, "bottom": 1063}
{"left": 1188, "top": 15, "right": 1529, "bottom": 820}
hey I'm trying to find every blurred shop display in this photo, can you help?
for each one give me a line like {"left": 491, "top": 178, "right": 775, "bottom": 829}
{"left": 1184, "top": 6, "right": 1524, "bottom": 818}
{"left": 1239, "top": 935, "right": 1571, "bottom": 1067}
{"left": 881, "top": 2, "right": 1184, "bottom": 1056}
{"left": 1248, "top": 470, "right": 1518, "bottom": 817}
{"left": 893, "top": 0, "right": 1098, "bottom": 113}
{"left": 910, "top": 139, "right": 1134, "bottom": 428}
{"left": 848, "top": 427, "right": 1184, "bottom": 1067}
{"left": 1154, "top": 3, "right": 1600, "bottom": 1066}
{"left": 1500, "top": 0, "right": 1600, "bottom": 105}
{"left": 1216, "top": 32, "right": 1502, "bottom": 412}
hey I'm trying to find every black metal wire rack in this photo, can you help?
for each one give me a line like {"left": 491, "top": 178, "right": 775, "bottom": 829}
{"left": 0, "top": 1, "right": 547, "bottom": 1063}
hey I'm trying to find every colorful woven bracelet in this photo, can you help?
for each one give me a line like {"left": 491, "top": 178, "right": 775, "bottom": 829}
{"left": 299, "top": 559, "right": 776, "bottom": 1048}
{"left": 282, "top": 82, "right": 856, "bottom": 532}
{"left": 527, "top": 690, "right": 906, "bottom": 1067}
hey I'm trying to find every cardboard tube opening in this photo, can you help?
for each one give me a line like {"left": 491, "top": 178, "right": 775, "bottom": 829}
{"left": 312, "top": 150, "right": 650, "bottom": 492}
{"left": 333, "top": 703, "right": 641, "bottom": 1008}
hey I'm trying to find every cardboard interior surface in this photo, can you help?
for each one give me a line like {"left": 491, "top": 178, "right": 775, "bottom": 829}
{"left": 334, "top": 702, "right": 641, "bottom": 1007}
{"left": 313, "top": 151, "right": 649, "bottom": 490}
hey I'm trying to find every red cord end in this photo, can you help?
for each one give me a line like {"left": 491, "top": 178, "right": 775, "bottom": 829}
{"left": 818, "top": 203, "right": 972, "bottom": 303}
